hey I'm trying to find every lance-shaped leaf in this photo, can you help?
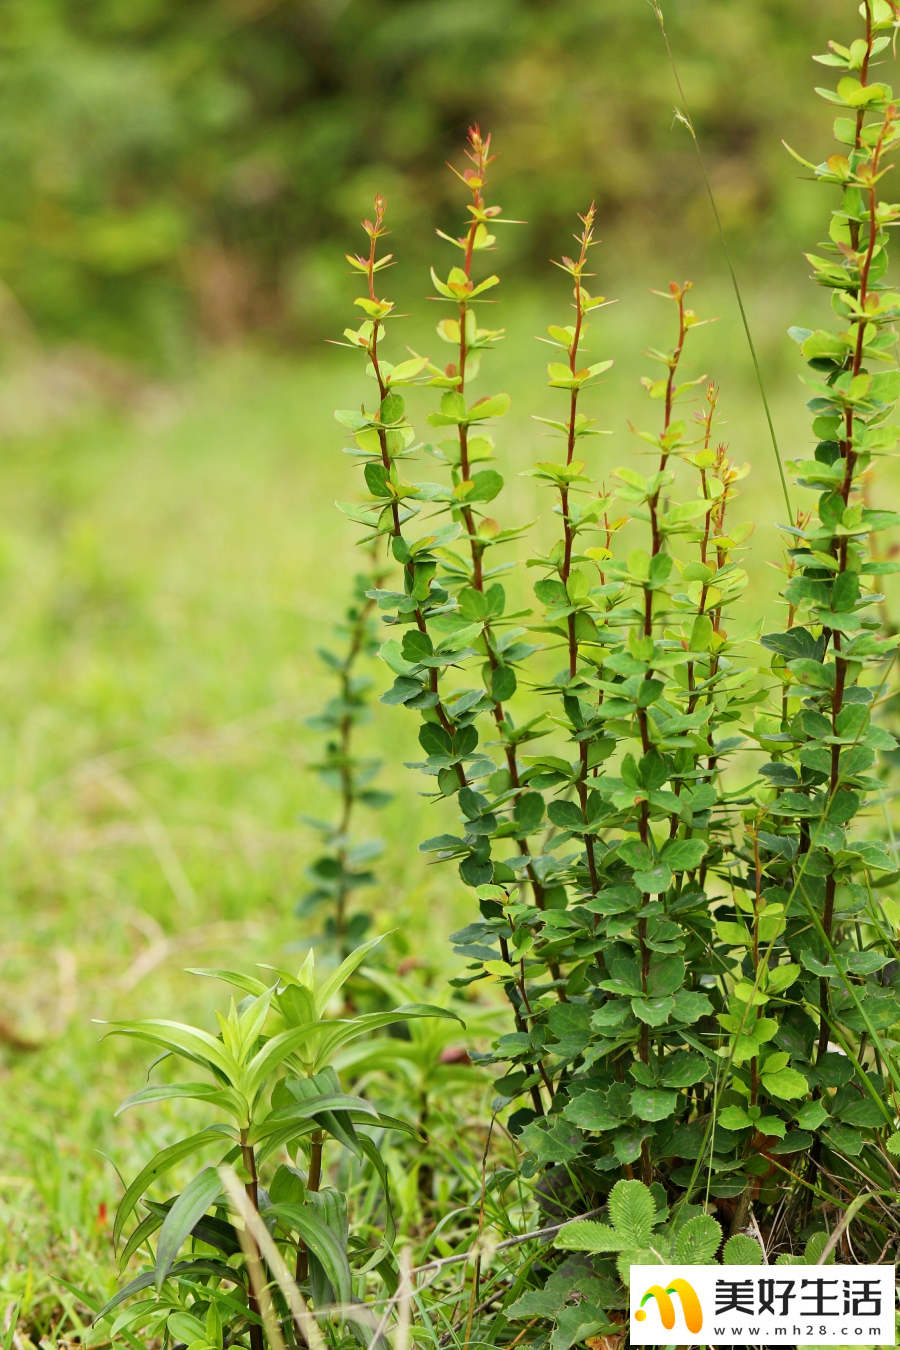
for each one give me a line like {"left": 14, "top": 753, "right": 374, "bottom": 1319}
{"left": 242, "top": 1020, "right": 333, "bottom": 1099}
{"left": 248, "top": 1091, "right": 377, "bottom": 1147}
{"left": 314, "top": 934, "right": 386, "bottom": 1013}
{"left": 100, "top": 1019, "right": 240, "bottom": 1082}
{"left": 352, "top": 1110, "right": 422, "bottom": 1137}
{"left": 271, "top": 975, "right": 319, "bottom": 1027}
{"left": 144, "top": 1198, "right": 242, "bottom": 1258}
{"left": 96, "top": 1261, "right": 241, "bottom": 1322}
{"left": 233, "top": 988, "right": 273, "bottom": 1057}
{"left": 254, "top": 1117, "right": 319, "bottom": 1165}
{"left": 187, "top": 968, "right": 270, "bottom": 999}
{"left": 115, "top": 1081, "right": 249, "bottom": 1122}
{"left": 113, "top": 1126, "right": 234, "bottom": 1246}
{"left": 357, "top": 1132, "right": 396, "bottom": 1245}
{"left": 266, "top": 1202, "right": 353, "bottom": 1305}
{"left": 155, "top": 1167, "right": 223, "bottom": 1289}
{"left": 311, "top": 1004, "right": 464, "bottom": 1070}
{"left": 118, "top": 1209, "right": 164, "bottom": 1270}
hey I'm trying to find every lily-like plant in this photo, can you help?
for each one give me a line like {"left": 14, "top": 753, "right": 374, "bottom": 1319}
{"left": 96, "top": 936, "right": 460, "bottom": 1349}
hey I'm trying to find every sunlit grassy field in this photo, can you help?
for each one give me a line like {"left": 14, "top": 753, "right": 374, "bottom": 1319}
{"left": 3, "top": 262, "right": 900, "bottom": 1325}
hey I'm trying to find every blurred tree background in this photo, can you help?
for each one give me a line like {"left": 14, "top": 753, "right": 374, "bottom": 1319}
{"left": 0, "top": 0, "right": 849, "bottom": 366}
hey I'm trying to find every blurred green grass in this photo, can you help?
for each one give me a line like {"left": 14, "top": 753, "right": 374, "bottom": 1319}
{"left": 2, "top": 263, "right": 900, "bottom": 1313}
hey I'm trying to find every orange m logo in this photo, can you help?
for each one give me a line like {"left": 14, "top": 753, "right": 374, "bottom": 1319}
{"left": 634, "top": 1280, "right": 703, "bottom": 1335}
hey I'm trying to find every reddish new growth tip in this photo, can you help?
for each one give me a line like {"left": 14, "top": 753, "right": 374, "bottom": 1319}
{"left": 362, "top": 192, "right": 389, "bottom": 241}
{"left": 464, "top": 124, "right": 497, "bottom": 181}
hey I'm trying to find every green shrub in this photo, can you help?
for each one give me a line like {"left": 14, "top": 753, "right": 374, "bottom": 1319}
{"left": 334, "top": 0, "right": 900, "bottom": 1264}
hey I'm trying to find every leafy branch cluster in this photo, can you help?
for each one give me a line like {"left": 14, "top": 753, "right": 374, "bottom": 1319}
{"left": 333, "top": 0, "right": 900, "bottom": 1274}
{"left": 299, "top": 549, "right": 392, "bottom": 956}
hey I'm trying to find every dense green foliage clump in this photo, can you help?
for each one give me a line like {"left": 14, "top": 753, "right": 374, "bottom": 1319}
{"left": 332, "top": 27, "right": 900, "bottom": 1237}
{"left": 325, "top": 0, "right": 900, "bottom": 1324}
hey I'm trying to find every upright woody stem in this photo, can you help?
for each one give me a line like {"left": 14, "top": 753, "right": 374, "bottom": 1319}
{"left": 240, "top": 1133, "right": 266, "bottom": 1350}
